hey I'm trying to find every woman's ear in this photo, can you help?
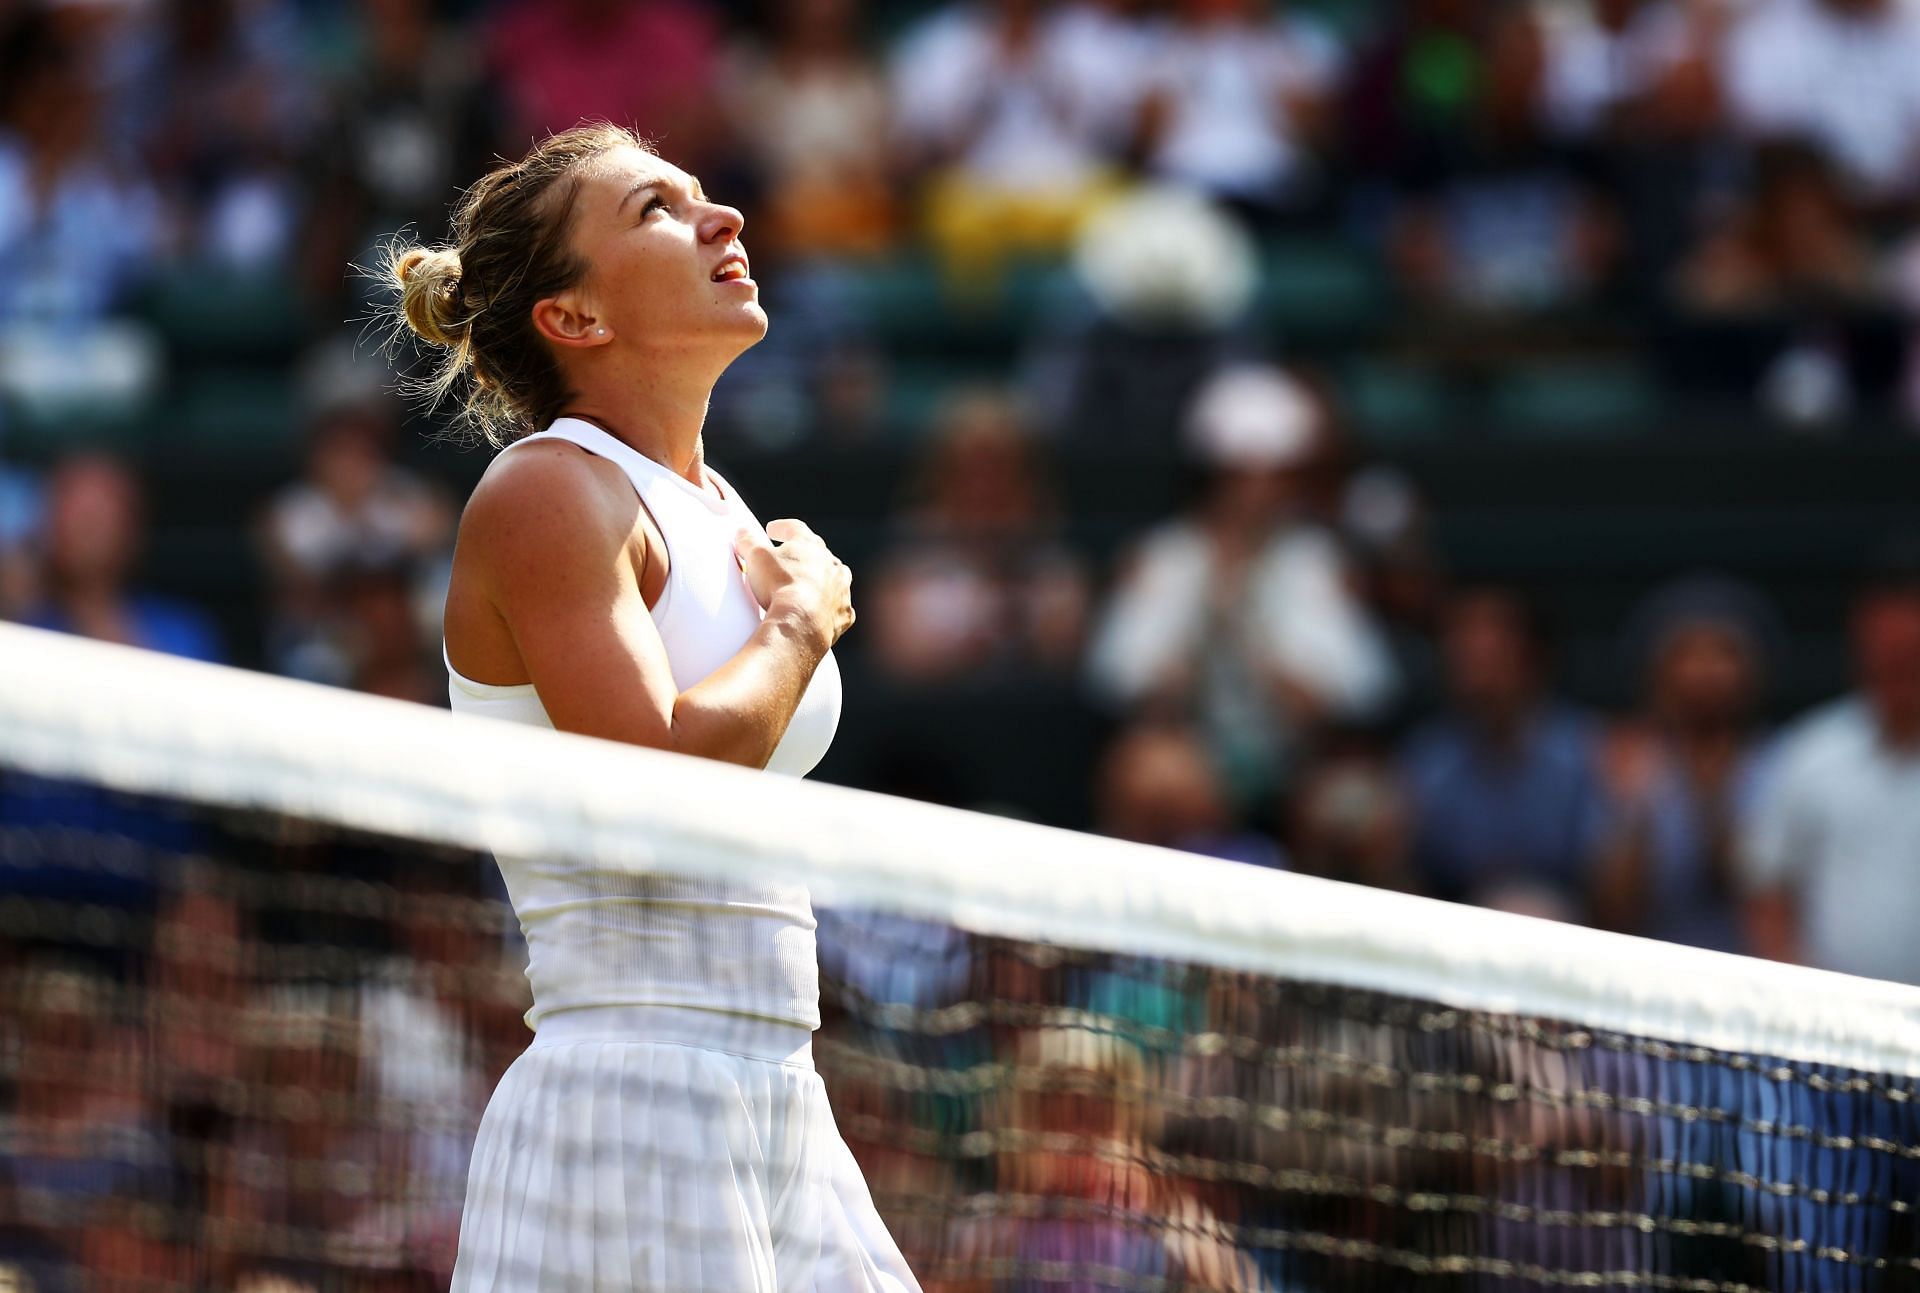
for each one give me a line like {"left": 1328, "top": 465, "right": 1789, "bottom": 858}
{"left": 532, "top": 295, "right": 610, "bottom": 349}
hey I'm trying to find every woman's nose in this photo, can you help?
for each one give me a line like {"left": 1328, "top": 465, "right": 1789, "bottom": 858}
{"left": 702, "top": 202, "right": 745, "bottom": 244}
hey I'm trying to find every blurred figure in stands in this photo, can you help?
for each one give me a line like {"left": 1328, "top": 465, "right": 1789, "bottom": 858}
{"left": 1721, "top": 0, "right": 1920, "bottom": 208}
{"left": 1, "top": 962, "right": 171, "bottom": 1252}
{"left": 725, "top": 0, "right": 898, "bottom": 264}
{"left": 1364, "top": 0, "right": 1625, "bottom": 313}
{"left": 260, "top": 400, "right": 451, "bottom": 691}
{"left": 1669, "top": 140, "right": 1891, "bottom": 429}
{"left": 135, "top": 0, "right": 318, "bottom": 269}
{"left": 1676, "top": 140, "right": 1876, "bottom": 314}
{"left": 1531, "top": 0, "right": 1741, "bottom": 289}
{"left": 1401, "top": 587, "right": 1608, "bottom": 919}
{"left": 484, "top": 0, "right": 721, "bottom": 171}
{"left": 941, "top": 1024, "right": 1262, "bottom": 1293}
{"left": 1742, "top": 549, "right": 1920, "bottom": 985}
{"left": 1137, "top": 0, "right": 1345, "bottom": 224}
{"left": 1087, "top": 363, "right": 1395, "bottom": 808}
{"left": 0, "top": 11, "right": 163, "bottom": 416}
{"left": 204, "top": 987, "right": 384, "bottom": 1286}
{"left": 889, "top": 0, "right": 1137, "bottom": 283}
{"left": 303, "top": 0, "right": 497, "bottom": 310}
{"left": 1338, "top": 465, "right": 1445, "bottom": 727}
{"left": 867, "top": 391, "right": 1087, "bottom": 682}
{"left": 1286, "top": 739, "right": 1416, "bottom": 892}
{"left": 1093, "top": 721, "right": 1285, "bottom": 868}
{"left": 1594, "top": 576, "right": 1782, "bottom": 952}
{"left": 0, "top": 458, "right": 215, "bottom": 972}
{"left": 17, "top": 454, "right": 219, "bottom": 660}
{"left": 329, "top": 558, "right": 442, "bottom": 704}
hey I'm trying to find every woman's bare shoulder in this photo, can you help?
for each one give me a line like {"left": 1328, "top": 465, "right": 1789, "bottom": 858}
{"left": 458, "top": 439, "right": 643, "bottom": 576}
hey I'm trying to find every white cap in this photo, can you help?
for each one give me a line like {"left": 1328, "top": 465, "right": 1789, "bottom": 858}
{"left": 1072, "top": 185, "right": 1260, "bottom": 329}
{"left": 1183, "top": 363, "right": 1322, "bottom": 469}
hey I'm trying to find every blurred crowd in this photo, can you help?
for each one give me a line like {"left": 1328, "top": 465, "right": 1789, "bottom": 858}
{"left": 4, "top": 0, "right": 1920, "bottom": 1286}
{"left": 5, "top": 0, "right": 1920, "bottom": 430}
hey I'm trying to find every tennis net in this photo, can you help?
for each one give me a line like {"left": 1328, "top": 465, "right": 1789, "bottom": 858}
{"left": 0, "top": 621, "right": 1916, "bottom": 1292}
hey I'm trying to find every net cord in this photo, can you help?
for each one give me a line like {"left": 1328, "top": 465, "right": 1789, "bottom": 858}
{"left": 2, "top": 621, "right": 1916, "bottom": 1078}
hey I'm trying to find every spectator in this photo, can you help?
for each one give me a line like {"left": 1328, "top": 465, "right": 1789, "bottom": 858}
{"left": 485, "top": 0, "right": 722, "bottom": 172}
{"left": 148, "top": 878, "right": 249, "bottom": 1237}
{"left": 358, "top": 868, "right": 498, "bottom": 1282}
{"left": 1383, "top": 4, "right": 1626, "bottom": 313}
{"left": 1087, "top": 363, "right": 1395, "bottom": 805}
{"left": 1345, "top": 0, "right": 1500, "bottom": 182}
{"left": 303, "top": 0, "right": 497, "bottom": 309}
{"left": 866, "top": 391, "right": 1088, "bottom": 682}
{"left": 332, "top": 558, "right": 442, "bottom": 703}
{"left": 259, "top": 401, "right": 451, "bottom": 689}
{"left": 0, "top": 14, "right": 161, "bottom": 327}
{"left": 1721, "top": 0, "right": 1920, "bottom": 206}
{"left": 0, "top": 456, "right": 218, "bottom": 968}
{"left": 1137, "top": 0, "right": 1345, "bottom": 222}
{"left": 890, "top": 0, "right": 1132, "bottom": 282}
{"left": 724, "top": 0, "right": 898, "bottom": 263}
{"left": 1533, "top": 0, "right": 1733, "bottom": 144}
{"left": 0, "top": 12, "right": 163, "bottom": 415}
{"left": 133, "top": 0, "right": 319, "bottom": 269}
{"left": 75, "top": 1197, "right": 191, "bottom": 1293}
{"left": 1093, "top": 721, "right": 1286, "bottom": 868}
{"left": 1286, "top": 742, "right": 1416, "bottom": 892}
{"left": 1742, "top": 551, "right": 1920, "bottom": 985}
{"left": 204, "top": 986, "right": 384, "bottom": 1285}
{"left": 1339, "top": 466, "right": 1445, "bottom": 727}
{"left": 16, "top": 454, "right": 219, "bottom": 660}
{"left": 1593, "top": 576, "right": 1782, "bottom": 952}
{"left": 1029, "top": 184, "right": 1261, "bottom": 444}
{"left": 1533, "top": 0, "right": 1742, "bottom": 288}
{"left": 940, "top": 1024, "right": 1261, "bottom": 1293}
{"left": 1676, "top": 139, "right": 1879, "bottom": 314}
{"left": 1401, "top": 587, "right": 1609, "bottom": 918}
{"left": 0, "top": 963, "right": 170, "bottom": 1224}
{"left": 1662, "top": 136, "right": 1905, "bottom": 426}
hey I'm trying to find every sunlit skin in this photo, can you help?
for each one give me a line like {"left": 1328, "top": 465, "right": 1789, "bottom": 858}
{"left": 441, "top": 145, "right": 854, "bottom": 768}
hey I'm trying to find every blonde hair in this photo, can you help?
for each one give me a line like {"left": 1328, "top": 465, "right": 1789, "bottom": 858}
{"left": 381, "top": 122, "right": 650, "bottom": 447}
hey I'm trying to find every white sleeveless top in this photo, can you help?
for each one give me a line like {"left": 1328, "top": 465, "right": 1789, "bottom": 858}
{"left": 446, "top": 417, "right": 842, "bottom": 1030}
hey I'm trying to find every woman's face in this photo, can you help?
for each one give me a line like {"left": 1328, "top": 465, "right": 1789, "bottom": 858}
{"left": 563, "top": 146, "right": 766, "bottom": 359}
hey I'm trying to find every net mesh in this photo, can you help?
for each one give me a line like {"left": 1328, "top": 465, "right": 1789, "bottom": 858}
{"left": 1, "top": 623, "right": 1917, "bottom": 1293}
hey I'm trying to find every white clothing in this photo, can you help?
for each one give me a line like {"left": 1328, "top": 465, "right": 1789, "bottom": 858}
{"left": 1087, "top": 519, "right": 1395, "bottom": 796}
{"left": 1537, "top": 1, "right": 1687, "bottom": 140}
{"left": 1143, "top": 16, "right": 1343, "bottom": 201}
{"left": 446, "top": 420, "right": 912, "bottom": 1291}
{"left": 1723, "top": 0, "right": 1920, "bottom": 199}
{"left": 267, "top": 469, "right": 441, "bottom": 579}
{"left": 451, "top": 1007, "right": 917, "bottom": 1293}
{"left": 888, "top": 4, "right": 1117, "bottom": 191}
{"left": 446, "top": 417, "right": 841, "bottom": 1031}
{"left": 1087, "top": 520, "right": 1395, "bottom": 719}
{"left": 1741, "top": 698, "right": 1920, "bottom": 986}
{"left": 449, "top": 417, "right": 842, "bottom": 779}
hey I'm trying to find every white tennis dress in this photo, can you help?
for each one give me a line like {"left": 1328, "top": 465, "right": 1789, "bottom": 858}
{"left": 445, "top": 417, "right": 918, "bottom": 1293}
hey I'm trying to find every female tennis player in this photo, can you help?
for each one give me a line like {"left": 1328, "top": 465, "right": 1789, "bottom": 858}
{"left": 384, "top": 123, "right": 917, "bottom": 1292}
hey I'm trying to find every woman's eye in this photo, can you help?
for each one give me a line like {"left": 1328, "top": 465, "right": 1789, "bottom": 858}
{"left": 643, "top": 196, "right": 668, "bottom": 218}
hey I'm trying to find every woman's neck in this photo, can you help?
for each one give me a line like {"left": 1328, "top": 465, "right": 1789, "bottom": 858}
{"left": 559, "top": 367, "right": 717, "bottom": 487}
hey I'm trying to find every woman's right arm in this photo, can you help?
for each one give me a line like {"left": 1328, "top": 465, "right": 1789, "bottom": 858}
{"left": 458, "top": 443, "right": 852, "bottom": 769}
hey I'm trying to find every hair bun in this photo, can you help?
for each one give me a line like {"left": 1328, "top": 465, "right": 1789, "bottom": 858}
{"left": 390, "top": 245, "right": 467, "bottom": 348}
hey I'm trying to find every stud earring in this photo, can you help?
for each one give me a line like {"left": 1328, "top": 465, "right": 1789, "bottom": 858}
{"left": 595, "top": 327, "right": 607, "bottom": 337}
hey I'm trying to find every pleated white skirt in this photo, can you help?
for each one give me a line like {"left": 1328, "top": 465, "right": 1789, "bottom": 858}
{"left": 450, "top": 1006, "right": 921, "bottom": 1293}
